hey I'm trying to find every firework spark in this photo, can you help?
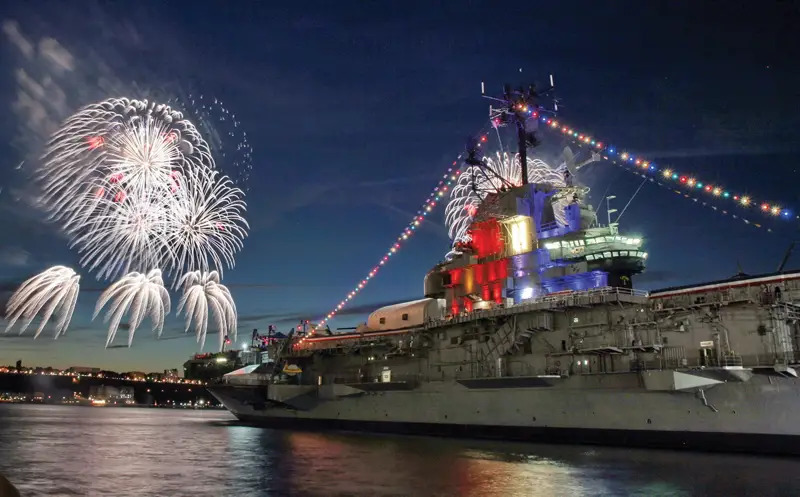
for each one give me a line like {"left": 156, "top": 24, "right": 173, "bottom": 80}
{"left": 94, "top": 269, "right": 170, "bottom": 348}
{"left": 4, "top": 266, "right": 80, "bottom": 339}
{"left": 170, "top": 94, "right": 254, "bottom": 192}
{"left": 444, "top": 152, "right": 566, "bottom": 250}
{"left": 37, "top": 97, "right": 248, "bottom": 282}
{"left": 177, "top": 270, "right": 237, "bottom": 351}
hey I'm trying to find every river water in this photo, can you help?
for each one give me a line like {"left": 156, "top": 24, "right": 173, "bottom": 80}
{"left": 1, "top": 404, "right": 800, "bottom": 496}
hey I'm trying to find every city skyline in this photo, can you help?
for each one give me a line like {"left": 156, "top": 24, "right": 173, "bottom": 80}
{"left": 1, "top": 1, "right": 799, "bottom": 371}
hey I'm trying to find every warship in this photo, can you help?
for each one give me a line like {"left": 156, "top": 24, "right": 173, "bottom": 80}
{"left": 209, "top": 84, "right": 800, "bottom": 455}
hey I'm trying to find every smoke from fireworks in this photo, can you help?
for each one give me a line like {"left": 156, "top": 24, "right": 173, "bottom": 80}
{"left": 94, "top": 269, "right": 171, "bottom": 348}
{"left": 4, "top": 266, "right": 80, "bottom": 339}
{"left": 444, "top": 152, "right": 566, "bottom": 250}
{"left": 177, "top": 270, "right": 237, "bottom": 351}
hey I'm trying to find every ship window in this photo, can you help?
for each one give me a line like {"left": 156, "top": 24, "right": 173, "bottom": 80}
{"left": 402, "top": 313, "right": 409, "bottom": 321}
{"left": 620, "top": 251, "right": 629, "bottom": 256}
{"left": 450, "top": 337, "right": 460, "bottom": 345}
{"left": 561, "top": 340, "right": 567, "bottom": 351}
{"left": 603, "top": 252, "right": 612, "bottom": 258}
{"left": 379, "top": 317, "right": 386, "bottom": 324}
{"left": 612, "top": 251, "right": 619, "bottom": 257}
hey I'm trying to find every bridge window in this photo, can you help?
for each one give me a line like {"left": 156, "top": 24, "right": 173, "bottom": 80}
{"left": 379, "top": 317, "right": 386, "bottom": 324}
{"left": 402, "top": 313, "right": 409, "bottom": 321}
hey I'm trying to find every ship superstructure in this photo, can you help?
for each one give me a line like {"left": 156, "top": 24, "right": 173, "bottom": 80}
{"left": 208, "top": 83, "right": 800, "bottom": 455}
{"left": 424, "top": 179, "right": 646, "bottom": 318}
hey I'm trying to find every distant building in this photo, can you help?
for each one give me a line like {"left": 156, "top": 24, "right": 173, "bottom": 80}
{"left": 90, "top": 385, "right": 134, "bottom": 402}
{"left": 68, "top": 366, "right": 100, "bottom": 374}
{"left": 164, "top": 369, "right": 179, "bottom": 380}
{"left": 125, "top": 371, "right": 147, "bottom": 381}
{"left": 183, "top": 351, "right": 239, "bottom": 381}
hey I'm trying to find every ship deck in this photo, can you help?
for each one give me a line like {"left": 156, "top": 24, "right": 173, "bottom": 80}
{"left": 294, "top": 286, "right": 648, "bottom": 353}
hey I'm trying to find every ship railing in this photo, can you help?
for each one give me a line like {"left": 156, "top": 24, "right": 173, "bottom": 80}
{"left": 424, "top": 286, "right": 648, "bottom": 329}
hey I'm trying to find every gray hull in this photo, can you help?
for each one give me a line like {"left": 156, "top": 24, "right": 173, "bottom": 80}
{"left": 208, "top": 372, "right": 800, "bottom": 455}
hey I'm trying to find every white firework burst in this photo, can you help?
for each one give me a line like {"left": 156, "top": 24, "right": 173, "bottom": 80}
{"left": 35, "top": 97, "right": 248, "bottom": 282}
{"left": 69, "top": 188, "right": 172, "bottom": 280}
{"left": 103, "top": 116, "right": 182, "bottom": 200}
{"left": 444, "top": 152, "right": 567, "bottom": 249}
{"left": 163, "top": 169, "right": 248, "bottom": 278}
{"left": 94, "top": 269, "right": 170, "bottom": 348}
{"left": 177, "top": 270, "right": 237, "bottom": 351}
{"left": 4, "top": 266, "right": 80, "bottom": 339}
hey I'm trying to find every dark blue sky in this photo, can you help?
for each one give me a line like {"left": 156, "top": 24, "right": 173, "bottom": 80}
{"left": 0, "top": 1, "right": 798, "bottom": 371}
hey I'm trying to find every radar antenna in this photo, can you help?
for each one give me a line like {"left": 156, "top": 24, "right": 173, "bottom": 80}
{"left": 480, "top": 76, "right": 558, "bottom": 184}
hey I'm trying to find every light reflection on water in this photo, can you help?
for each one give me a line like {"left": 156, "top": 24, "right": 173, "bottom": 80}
{"left": 1, "top": 404, "right": 800, "bottom": 496}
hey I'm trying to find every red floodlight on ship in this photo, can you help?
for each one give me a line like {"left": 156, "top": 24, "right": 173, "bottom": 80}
{"left": 468, "top": 219, "right": 504, "bottom": 258}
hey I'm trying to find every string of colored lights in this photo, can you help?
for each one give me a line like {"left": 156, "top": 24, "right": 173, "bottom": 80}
{"left": 300, "top": 128, "right": 492, "bottom": 343}
{"left": 539, "top": 116, "right": 795, "bottom": 221}
{"left": 611, "top": 166, "right": 773, "bottom": 232}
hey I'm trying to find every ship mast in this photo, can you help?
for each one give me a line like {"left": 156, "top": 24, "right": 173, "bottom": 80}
{"left": 481, "top": 76, "right": 558, "bottom": 184}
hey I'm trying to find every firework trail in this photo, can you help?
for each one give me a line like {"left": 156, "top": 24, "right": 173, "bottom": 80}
{"left": 177, "top": 270, "right": 237, "bottom": 351}
{"left": 444, "top": 152, "right": 566, "bottom": 251}
{"left": 94, "top": 269, "right": 170, "bottom": 348}
{"left": 4, "top": 266, "right": 80, "bottom": 339}
{"left": 37, "top": 97, "right": 248, "bottom": 282}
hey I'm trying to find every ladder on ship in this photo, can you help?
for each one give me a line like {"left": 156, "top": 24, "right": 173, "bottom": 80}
{"left": 477, "top": 316, "right": 518, "bottom": 377}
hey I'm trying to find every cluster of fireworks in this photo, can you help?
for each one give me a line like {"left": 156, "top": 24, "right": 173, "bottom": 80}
{"left": 444, "top": 151, "right": 567, "bottom": 257}
{"left": 4, "top": 98, "right": 248, "bottom": 351}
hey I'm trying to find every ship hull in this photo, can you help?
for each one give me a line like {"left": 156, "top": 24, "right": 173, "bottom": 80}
{"left": 208, "top": 372, "right": 800, "bottom": 456}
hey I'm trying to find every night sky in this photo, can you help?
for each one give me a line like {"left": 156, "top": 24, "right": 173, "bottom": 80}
{"left": 0, "top": 1, "right": 798, "bottom": 372}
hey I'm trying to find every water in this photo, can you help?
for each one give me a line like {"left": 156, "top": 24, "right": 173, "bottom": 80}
{"left": 1, "top": 405, "right": 800, "bottom": 496}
